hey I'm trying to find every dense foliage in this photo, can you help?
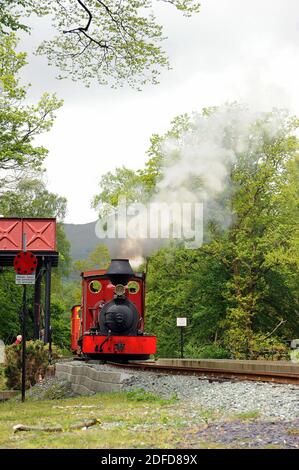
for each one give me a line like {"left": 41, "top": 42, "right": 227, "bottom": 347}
{"left": 0, "top": 33, "right": 71, "bottom": 347}
{"left": 4, "top": 340, "right": 60, "bottom": 389}
{"left": 0, "top": 6, "right": 298, "bottom": 363}
{"left": 93, "top": 105, "right": 299, "bottom": 359}
{"left": 0, "top": 34, "right": 63, "bottom": 193}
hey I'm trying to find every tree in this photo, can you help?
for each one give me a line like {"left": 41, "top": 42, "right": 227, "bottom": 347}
{"left": 0, "top": 176, "right": 72, "bottom": 344}
{"left": 0, "top": 33, "right": 63, "bottom": 193}
{"left": 0, "top": 1, "right": 200, "bottom": 89}
{"left": 146, "top": 246, "right": 230, "bottom": 357}
{"left": 220, "top": 116, "right": 299, "bottom": 357}
{"left": 92, "top": 114, "right": 192, "bottom": 215}
{"left": 0, "top": 269, "right": 22, "bottom": 343}
{"left": 92, "top": 166, "right": 149, "bottom": 216}
{"left": 0, "top": 1, "right": 45, "bottom": 34}
{"left": 0, "top": 178, "right": 67, "bottom": 220}
{"left": 73, "top": 244, "right": 110, "bottom": 274}
{"left": 0, "top": 31, "right": 73, "bottom": 348}
{"left": 92, "top": 104, "right": 299, "bottom": 359}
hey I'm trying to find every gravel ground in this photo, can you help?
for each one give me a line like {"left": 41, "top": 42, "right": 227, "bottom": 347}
{"left": 21, "top": 377, "right": 76, "bottom": 401}
{"left": 94, "top": 363, "right": 299, "bottom": 448}
{"left": 181, "top": 420, "right": 299, "bottom": 449}
{"left": 90, "top": 363, "right": 299, "bottom": 421}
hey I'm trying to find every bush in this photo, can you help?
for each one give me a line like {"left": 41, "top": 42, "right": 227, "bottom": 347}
{"left": 185, "top": 342, "right": 231, "bottom": 359}
{"left": 4, "top": 340, "right": 60, "bottom": 390}
{"left": 248, "top": 335, "right": 289, "bottom": 360}
{"left": 290, "top": 349, "right": 299, "bottom": 363}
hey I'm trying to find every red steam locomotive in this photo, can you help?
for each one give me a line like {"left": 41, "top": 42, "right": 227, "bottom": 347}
{"left": 71, "top": 259, "right": 156, "bottom": 360}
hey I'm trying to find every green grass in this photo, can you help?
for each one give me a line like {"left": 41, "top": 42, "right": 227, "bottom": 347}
{"left": 232, "top": 411, "right": 260, "bottom": 421}
{"left": 0, "top": 389, "right": 271, "bottom": 449}
{"left": 0, "top": 390, "right": 218, "bottom": 449}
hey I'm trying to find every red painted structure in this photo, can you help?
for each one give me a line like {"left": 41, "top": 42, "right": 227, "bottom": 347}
{"left": 0, "top": 218, "right": 59, "bottom": 343}
{"left": 0, "top": 218, "right": 56, "bottom": 251}
{"left": 71, "top": 267, "right": 156, "bottom": 360}
{"left": 13, "top": 252, "right": 38, "bottom": 275}
{"left": 71, "top": 305, "right": 81, "bottom": 351}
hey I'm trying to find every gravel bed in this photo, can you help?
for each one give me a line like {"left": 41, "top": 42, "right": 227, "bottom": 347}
{"left": 91, "top": 363, "right": 299, "bottom": 421}
{"left": 181, "top": 420, "right": 299, "bottom": 449}
{"left": 23, "top": 377, "right": 77, "bottom": 401}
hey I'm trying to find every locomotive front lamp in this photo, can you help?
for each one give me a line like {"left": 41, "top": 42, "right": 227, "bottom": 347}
{"left": 115, "top": 284, "right": 126, "bottom": 296}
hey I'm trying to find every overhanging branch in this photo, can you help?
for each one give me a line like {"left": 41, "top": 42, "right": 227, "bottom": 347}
{"left": 63, "top": 0, "right": 108, "bottom": 49}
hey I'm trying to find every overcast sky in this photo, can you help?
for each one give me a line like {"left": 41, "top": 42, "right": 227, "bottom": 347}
{"left": 19, "top": 0, "right": 299, "bottom": 224}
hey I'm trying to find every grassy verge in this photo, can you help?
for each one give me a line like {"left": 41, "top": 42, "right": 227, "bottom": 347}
{"left": 0, "top": 389, "right": 222, "bottom": 449}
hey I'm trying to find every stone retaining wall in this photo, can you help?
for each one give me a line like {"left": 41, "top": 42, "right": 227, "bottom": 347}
{"left": 55, "top": 362, "right": 131, "bottom": 395}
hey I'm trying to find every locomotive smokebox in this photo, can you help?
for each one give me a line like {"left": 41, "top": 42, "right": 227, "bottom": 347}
{"left": 106, "top": 259, "right": 134, "bottom": 286}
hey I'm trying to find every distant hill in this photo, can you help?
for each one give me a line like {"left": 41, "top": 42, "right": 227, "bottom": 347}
{"left": 63, "top": 221, "right": 99, "bottom": 260}
{"left": 63, "top": 221, "right": 127, "bottom": 261}
{"left": 63, "top": 221, "right": 165, "bottom": 262}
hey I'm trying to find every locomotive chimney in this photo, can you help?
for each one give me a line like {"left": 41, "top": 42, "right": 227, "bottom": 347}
{"left": 106, "top": 259, "right": 134, "bottom": 286}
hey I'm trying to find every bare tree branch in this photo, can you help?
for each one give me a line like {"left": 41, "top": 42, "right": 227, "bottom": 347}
{"left": 264, "top": 319, "right": 287, "bottom": 339}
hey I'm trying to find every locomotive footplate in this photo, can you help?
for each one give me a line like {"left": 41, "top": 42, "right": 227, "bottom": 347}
{"left": 82, "top": 334, "right": 156, "bottom": 357}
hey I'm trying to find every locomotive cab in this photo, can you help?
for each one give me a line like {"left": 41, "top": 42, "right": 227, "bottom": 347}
{"left": 71, "top": 259, "right": 156, "bottom": 360}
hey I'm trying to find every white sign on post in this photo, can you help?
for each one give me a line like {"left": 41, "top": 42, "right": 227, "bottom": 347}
{"left": 176, "top": 317, "right": 187, "bottom": 327}
{"left": 15, "top": 274, "right": 36, "bottom": 285}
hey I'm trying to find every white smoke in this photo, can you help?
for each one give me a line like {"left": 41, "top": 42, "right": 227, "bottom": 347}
{"left": 96, "top": 103, "right": 287, "bottom": 262}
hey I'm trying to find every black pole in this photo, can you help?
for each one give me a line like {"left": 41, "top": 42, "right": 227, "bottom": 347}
{"left": 44, "top": 258, "right": 52, "bottom": 344}
{"left": 21, "top": 284, "right": 27, "bottom": 402}
{"left": 33, "top": 264, "right": 41, "bottom": 340}
{"left": 48, "top": 326, "right": 52, "bottom": 363}
{"left": 180, "top": 327, "right": 184, "bottom": 359}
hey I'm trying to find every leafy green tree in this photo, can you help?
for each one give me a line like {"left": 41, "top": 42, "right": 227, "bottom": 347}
{"left": 0, "top": 178, "right": 67, "bottom": 220}
{"left": 0, "top": 33, "right": 63, "bottom": 193}
{"left": 0, "top": 1, "right": 46, "bottom": 34}
{"left": 73, "top": 244, "right": 110, "bottom": 274}
{"left": 93, "top": 105, "right": 299, "bottom": 359}
{"left": 92, "top": 114, "right": 192, "bottom": 215}
{"left": 92, "top": 167, "right": 146, "bottom": 216}
{"left": 146, "top": 246, "right": 230, "bottom": 357}
{"left": 50, "top": 301, "right": 71, "bottom": 349}
{"left": 0, "top": 1, "right": 200, "bottom": 89}
{"left": 0, "top": 270, "right": 22, "bottom": 343}
{"left": 220, "top": 117, "right": 299, "bottom": 357}
{"left": 0, "top": 177, "right": 71, "bottom": 278}
{"left": 0, "top": 34, "right": 71, "bottom": 345}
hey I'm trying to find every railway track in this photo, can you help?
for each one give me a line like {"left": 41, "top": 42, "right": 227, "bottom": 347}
{"left": 106, "top": 360, "right": 299, "bottom": 385}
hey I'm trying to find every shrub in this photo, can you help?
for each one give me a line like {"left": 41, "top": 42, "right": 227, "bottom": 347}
{"left": 4, "top": 340, "right": 60, "bottom": 390}
{"left": 290, "top": 349, "right": 299, "bottom": 363}
{"left": 248, "top": 334, "right": 289, "bottom": 360}
{"left": 185, "top": 342, "right": 231, "bottom": 359}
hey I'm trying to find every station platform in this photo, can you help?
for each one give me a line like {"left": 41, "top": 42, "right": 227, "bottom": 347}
{"left": 156, "top": 358, "right": 299, "bottom": 375}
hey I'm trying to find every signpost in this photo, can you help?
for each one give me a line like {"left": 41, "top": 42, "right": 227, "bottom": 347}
{"left": 15, "top": 274, "right": 36, "bottom": 285}
{"left": 176, "top": 317, "right": 187, "bottom": 359}
{"left": 13, "top": 236, "right": 37, "bottom": 402}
